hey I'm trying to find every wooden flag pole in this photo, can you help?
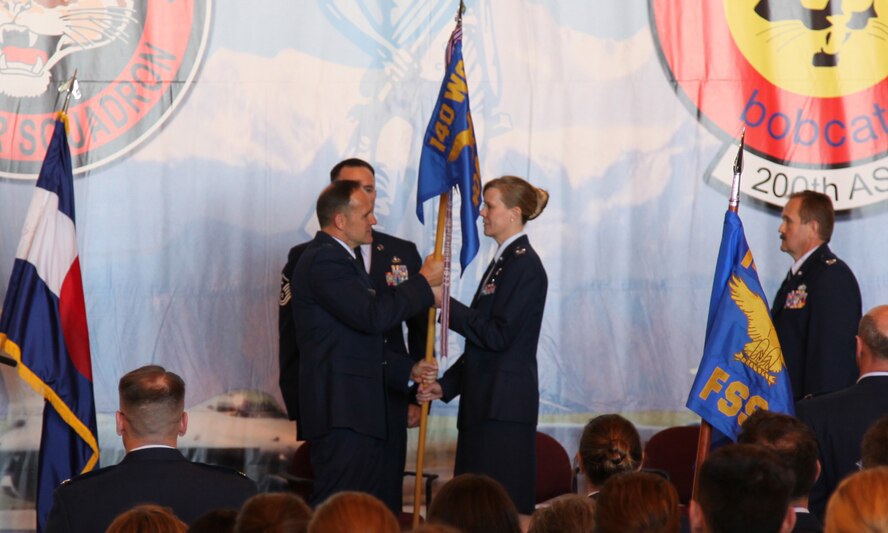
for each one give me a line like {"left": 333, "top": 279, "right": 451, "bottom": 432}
{"left": 413, "top": 192, "right": 449, "bottom": 527}
{"left": 691, "top": 129, "right": 745, "bottom": 502}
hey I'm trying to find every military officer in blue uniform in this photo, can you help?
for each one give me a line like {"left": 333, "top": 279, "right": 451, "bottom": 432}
{"left": 420, "top": 175, "right": 549, "bottom": 514}
{"left": 279, "top": 159, "right": 432, "bottom": 512}
{"left": 771, "top": 190, "right": 861, "bottom": 401}
{"left": 45, "top": 366, "right": 257, "bottom": 533}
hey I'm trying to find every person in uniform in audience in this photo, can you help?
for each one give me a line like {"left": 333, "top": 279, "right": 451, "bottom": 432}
{"left": 690, "top": 444, "right": 796, "bottom": 533}
{"left": 796, "top": 304, "right": 888, "bottom": 519}
{"left": 823, "top": 467, "right": 888, "bottom": 533}
{"left": 577, "top": 414, "right": 643, "bottom": 499}
{"left": 290, "top": 179, "right": 442, "bottom": 507}
{"left": 771, "top": 190, "right": 861, "bottom": 401}
{"left": 419, "top": 175, "right": 549, "bottom": 514}
{"left": 595, "top": 471, "right": 680, "bottom": 533}
{"left": 45, "top": 366, "right": 257, "bottom": 533}
{"left": 279, "top": 158, "right": 429, "bottom": 513}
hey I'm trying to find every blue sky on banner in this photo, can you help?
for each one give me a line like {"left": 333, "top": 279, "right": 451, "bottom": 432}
{"left": 0, "top": 0, "right": 886, "bottom": 420}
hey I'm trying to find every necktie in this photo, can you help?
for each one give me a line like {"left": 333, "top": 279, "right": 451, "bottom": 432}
{"left": 353, "top": 247, "right": 366, "bottom": 273}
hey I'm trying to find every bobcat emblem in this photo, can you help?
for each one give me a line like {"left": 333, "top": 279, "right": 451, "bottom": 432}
{"left": 0, "top": 0, "right": 135, "bottom": 98}
{"left": 753, "top": 0, "right": 881, "bottom": 67}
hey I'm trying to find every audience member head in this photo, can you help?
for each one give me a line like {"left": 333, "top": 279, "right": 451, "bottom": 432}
{"left": 188, "top": 509, "right": 237, "bottom": 533}
{"left": 106, "top": 504, "right": 186, "bottom": 533}
{"left": 595, "top": 471, "right": 679, "bottom": 533}
{"left": 528, "top": 494, "right": 595, "bottom": 533}
{"left": 691, "top": 444, "right": 795, "bottom": 533}
{"left": 116, "top": 365, "right": 186, "bottom": 450}
{"left": 235, "top": 492, "right": 312, "bottom": 533}
{"left": 862, "top": 415, "right": 888, "bottom": 469}
{"left": 738, "top": 410, "right": 820, "bottom": 503}
{"left": 428, "top": 474, "right": 522, "bottom": 533}
{"left": 824, "top": 466, "right": 888, "bottom": 533}
{"left": 857, "top": 305, "right": 888, "bottom": 373}
{"left": 578, "top": 414, "right": 642, "bottom": 490}
{"left": 307, "top": 491, "right": 398, "bottom": 533}
{"left": 483, "top": 175, "right": 549, "bottom": 225}
{"left": 329, "top": 158, "right": 376, "bottom": 204}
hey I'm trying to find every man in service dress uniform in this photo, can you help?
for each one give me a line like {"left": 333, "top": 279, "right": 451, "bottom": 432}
{"left": 771, "top": 190, "right": 861, "bottom": 401}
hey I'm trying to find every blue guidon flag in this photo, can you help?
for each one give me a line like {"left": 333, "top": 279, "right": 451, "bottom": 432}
{"left": 687, "top": 210, "right": 794, "bottom": 441}
{"left": 0, "top": 112, "right": 99, "bottom": 531}
{"left": 416, "top": 16, "right": 482, "bottom": 272}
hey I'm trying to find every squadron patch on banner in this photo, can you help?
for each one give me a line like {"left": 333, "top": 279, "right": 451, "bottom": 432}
{"left": 0, "top": 1, "right": 212, "bottom": 179}
{"left": 650, "top": 0, "right": 888, "bottom": 210}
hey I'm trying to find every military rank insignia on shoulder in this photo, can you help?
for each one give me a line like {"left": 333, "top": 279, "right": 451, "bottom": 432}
{"left": 785, "top": 284, "right": 808, "bottom": 309}
{"left": 825, "top": 258, "right": 837, "bottom": 265}
{"left": 515, "top": 247, "right": 526, "bottom": 256}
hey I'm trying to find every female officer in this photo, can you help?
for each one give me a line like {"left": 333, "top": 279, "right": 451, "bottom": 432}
{"left": 420, "top": 175, "right": 549, "bottom": 514}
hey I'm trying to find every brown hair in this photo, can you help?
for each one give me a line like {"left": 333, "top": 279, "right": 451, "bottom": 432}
{"left": 106, "top": 504, "right": 186, "bottom": 533}
{"left": 428, "top": 474, "right": 522, "bottom": 533}
{"left": 788, "top": 190, "right": 834, "bottom": 242}
{"left": 528, "top": 494, "right": 596, "bottom": 533}
{"left": 862, "top": 416, "right": 888, "bottom": 469}
{"left": 595, "top": 472, "right": 680, "bottom": 533}
{"left": 307, "top": 492, "right": 398, "bottom": 533}
{"left": 118, "top": 365, "right": 185, "bottom": 439}
{"left": 235, "top": 492, "right": 312, "bottom": 533}
{"left": 824, "top": 467, "right": 888, "bottom": 533}
{"left": 738, "top": 410, "right": 819, "bottom": 499}
{"left": 484, "top": 176, "right": 549, "bottom": 223}
{"left": 578, "top": 414, "right": 642, "bottom": 487}
{"left": 330, "top": 157, "right": 374, "bottom": 181}
{"left": 316, "top": 179, "right": 362, "bottom": 228}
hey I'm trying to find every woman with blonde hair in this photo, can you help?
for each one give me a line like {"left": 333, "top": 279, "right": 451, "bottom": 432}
{"left": 824, "top": 466, "right": 888, "bottom": 533}
{"left": 419, "top": 176, "right": 549, "bottom": 514}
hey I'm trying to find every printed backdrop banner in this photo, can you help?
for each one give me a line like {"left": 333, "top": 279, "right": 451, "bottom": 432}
{"left": 0, "top": 1, "right": 887, "bottom": 524}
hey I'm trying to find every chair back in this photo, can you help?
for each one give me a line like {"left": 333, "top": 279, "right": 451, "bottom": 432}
{"left": 642, "top": 425, "right": 700, "bottom": 505}
{"left": 535, "top": 431, "right": 574, "bottom": 503}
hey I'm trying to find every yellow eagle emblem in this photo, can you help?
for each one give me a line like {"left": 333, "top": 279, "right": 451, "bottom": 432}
{"left": 729, "top": 274, "right": 785, "bottom": 385}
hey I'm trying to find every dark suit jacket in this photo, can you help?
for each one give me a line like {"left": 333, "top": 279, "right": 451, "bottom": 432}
{"left": 793, "top": 509, "right": 823, "bottom": 533}
{"left": 771, "top": 243, "right": 861, "bottom": 400}
{"left": 291, "top": 231, "right": 433, "bottom": 441}
{"left": 439, "top": 235, "right": 547, "bottom": 430}
{"left": 279, "top": 230, "right": 426, "bottom": 428}
{"left": 44, "top": 447, "right": 257, "bottom": 533}
{"left": 796, "top": 375, "right": 888, "bottom": 518}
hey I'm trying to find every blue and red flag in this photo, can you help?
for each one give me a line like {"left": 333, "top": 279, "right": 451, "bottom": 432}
{"left": 416, "top": 18, "right": 481, "bottom": 272}
{"left": 686, "top": 210, "right": 794, "bottom": 441}
{"left": 0, "top": 113, "right": 99, "bottom": 531}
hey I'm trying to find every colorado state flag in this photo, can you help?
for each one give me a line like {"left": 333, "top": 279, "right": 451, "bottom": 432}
{"left": 686, "top": 210, "right": 794, "bottom": 440}
{"left": 0, "top": 113, "right": 99, "bottom": 531}
{"left": 416, "top": 18, "right": 481, "bottom": 272}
